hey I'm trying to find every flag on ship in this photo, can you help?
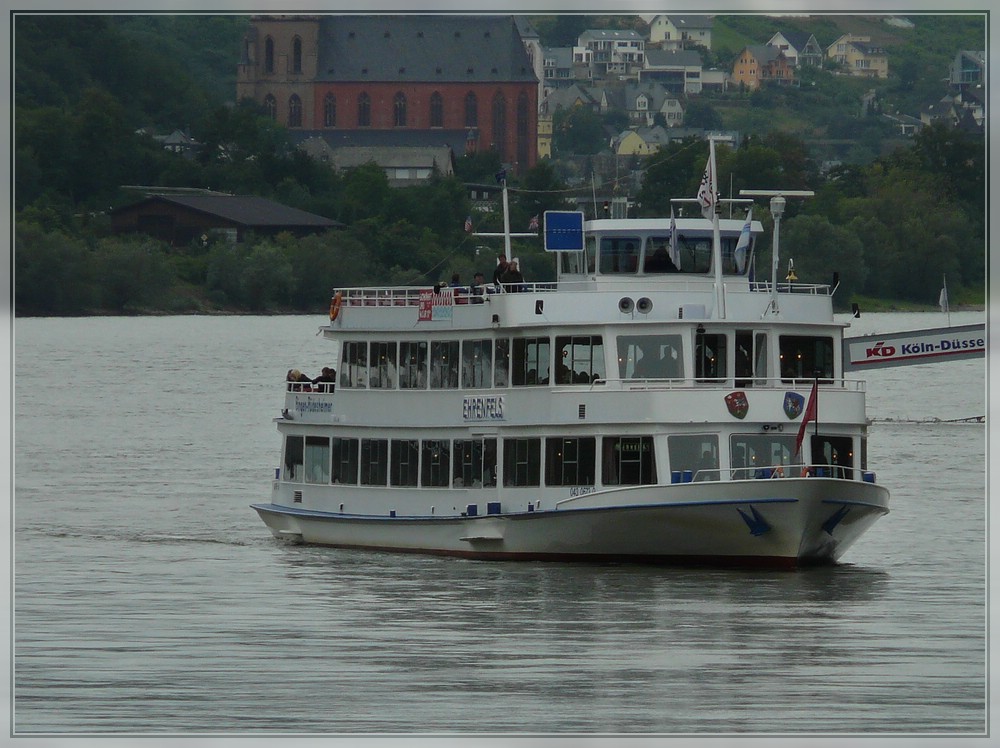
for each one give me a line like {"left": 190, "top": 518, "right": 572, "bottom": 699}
{"left": 734, "top": 207, "right": 752, "bottom": 272}
{"left": 668, "top": 208, "right": 679, "bottom": 267}
{"left": 464, "top": 215, "right": 473, "bottom": 233}
{"left": 795, "top": 380, "right": 818, "bottom": 457}
{"left": 696, "top": 150, "right": 716, "bottom": 220}
{"left": 528, "top": 214, "right": 539, "bottom": 231}
{"left": 939, "top": 277, "right": 949, "bottom": 313}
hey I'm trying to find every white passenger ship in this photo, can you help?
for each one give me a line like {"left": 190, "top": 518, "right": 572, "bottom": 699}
{"left": 252, "top": 166, "right": 890, "bottom": 569}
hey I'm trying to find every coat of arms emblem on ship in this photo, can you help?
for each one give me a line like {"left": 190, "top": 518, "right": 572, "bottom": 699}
{"left": 783, "top": 391, "right": 805, "bottom": 419}
{"left": 725, "top": 391, "right": 749, "bottom": 419}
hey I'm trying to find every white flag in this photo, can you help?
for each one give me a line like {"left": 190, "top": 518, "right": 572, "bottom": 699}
{"left": 938, "top": 285, "right": 949, "bottom": 313}
{"left": 696, "top": 151, "right": 716, "bottom": 220}
{"left": 734, "top": 207, "right": 752, "bottom": 273}
{"left": 669, "top": 208, "right": 679, "bottom": 267}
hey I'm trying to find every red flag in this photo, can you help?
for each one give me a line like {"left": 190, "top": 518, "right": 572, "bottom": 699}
{"left": 795, "top": 381, "right": 817, "bottom": 457}
{"left": 464, "top": 215, "right": 473, "bottom": 233}
{"left": 528, "top": 214, "right": 539, "bottom": 231}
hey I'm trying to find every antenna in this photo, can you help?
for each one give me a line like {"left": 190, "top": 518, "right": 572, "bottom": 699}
{"left": 739, "top": 190, "right": 814, "bottom": 315}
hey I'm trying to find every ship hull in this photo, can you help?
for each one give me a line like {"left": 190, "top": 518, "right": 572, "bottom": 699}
{"left": 251, "top": 477, "right": 888, "bottom": 570}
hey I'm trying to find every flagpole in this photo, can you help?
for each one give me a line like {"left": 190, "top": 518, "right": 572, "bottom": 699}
{"left": 708, "top": 138, "right": 725, "bottom": 319}
{"left": 501, "top": 176, "right": 512, "bottom": 263}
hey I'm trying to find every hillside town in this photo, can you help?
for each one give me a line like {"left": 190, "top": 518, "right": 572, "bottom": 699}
{"left": 227, "top": 14, "right": 985, "bottom": 186}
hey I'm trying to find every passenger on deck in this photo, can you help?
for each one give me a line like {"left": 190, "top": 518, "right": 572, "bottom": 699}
{"left": 311, "top": 367, "right": 337, "bottom": 393}
{"left": 500, "top": 260, "right": 524, "bottom": 292}
{"left": 470, "top": 272, "right": 487, "bottom": 303}
{"left": 449, "top": 273, "right": 467, "bottom": 304}
{"left": 492, "top": 255, "right": 509, "bottom": 288}
{"left": 286, "top": 369, "right": 312, "bottom": 392}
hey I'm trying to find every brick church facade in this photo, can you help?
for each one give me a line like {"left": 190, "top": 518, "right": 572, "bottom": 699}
{"left": 236, "top": 15, "right": 539, "bottom": 172}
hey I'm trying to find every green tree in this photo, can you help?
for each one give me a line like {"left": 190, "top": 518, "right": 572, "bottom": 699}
{"left": 552, "top": 106, "right": 607, "bottom": 156}
{"left": 14, "top": 222, "right": 97, "bottom": 314}
{"left": 93, "top": 235, "right": 177, "bottom": 312}
{"left": 782, "top": 214, "right": 867, "bottom": 310}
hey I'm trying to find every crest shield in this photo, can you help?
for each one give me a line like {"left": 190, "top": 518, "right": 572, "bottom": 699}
{"left": 725, "top": 391, "right": 749, "bottom": 419}
{"left": 783, "top": 391, "right": 805, "bottom": 419}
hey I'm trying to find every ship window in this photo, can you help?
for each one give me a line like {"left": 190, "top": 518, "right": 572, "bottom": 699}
{"left": 461, "top": 339, "right": 493, "bottom": 389}
{"left": 730, "top": 434, "right": 801, "bottom": 479}
{"left": 545, "top": 437, "right": 596, "bottom": 486}
{"left": 399, "top": 341, "right": 427, "bottom": 389}
{"left": 643, "top": 236, "right": 681, "bottom": 273}
{"left": 332, "top": 437, "right": 359, "bottom": 485}
{"left": 735, "top": 331, "right": 754, "bottom": 387}
{"left": 559, "top": 244, "right": 592, "bottom": 275}
{"left": 430, "top": 340, "right": 459, "bottom": 388}
{"left": 602, "top": 436, "right": 656, "bottom": 486}
{"left": 673, "top": 235, "right": 712, "bottom": 273}
{"left": 283, "top": 435, "right": 304, "bottom": 482}
{"left": 494, "top": 339, "right": 510, "bottom": 387}
{"left": 360, "top": 438, "right": 387, "bottom": 486}
{"left": 667, "top": 434, "right": 719, "bottom": 481}
{"left": 617, "top": 334, "right": 683, "bottom": 379}
{"left": 421, "top": 439, "right": 450, "bottom": 487}
{"left": 390, "top": 439, "right": 419, "bottom": 487}
{"left": 555, "top": 335, "right": 605, "bottom": 384}
{"left": 340, "top": 341, "right": 368, "bottom": 388}
{"left": 304, "top": 436, "right": 331, "bottom": 484}
{"left": 778, "top": 335, "right": 834, "bottom": 382}
{"left": 503, "top": 438, "right": 540, "bottom": 486}
{"left": 370, "top": 341, "right": 397, "bottom": 388}
{"left": 599, "top": 237, "right": 640, "bottom": 274}
{"left": 453, "top": 438, "right": 497, "bottom": 487}
{"left": 695, "top": 331, "right": 727, "bottom": 382}
{"left": 512, "top": 337, "right": 550, "bottom": 386}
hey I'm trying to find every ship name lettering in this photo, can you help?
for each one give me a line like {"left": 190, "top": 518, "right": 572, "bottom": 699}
{"left": 463, "top": 395, "right": 505, "bottom": 421}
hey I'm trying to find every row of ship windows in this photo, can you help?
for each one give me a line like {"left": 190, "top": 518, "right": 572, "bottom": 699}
{"left": 334, "top": 333, "right": 835, "bottom": 390}
{"left": 282, "top": 431, "right": 829, "bottom": 488}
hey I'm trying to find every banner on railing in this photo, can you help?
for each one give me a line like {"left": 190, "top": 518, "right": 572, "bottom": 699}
{"left": 418, "top": 289, "right": 454, "bottom": 321}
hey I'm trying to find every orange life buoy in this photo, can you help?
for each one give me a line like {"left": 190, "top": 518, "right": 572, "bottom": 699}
{"left": 329, "top": 291, "right": 343, "bottom": 321}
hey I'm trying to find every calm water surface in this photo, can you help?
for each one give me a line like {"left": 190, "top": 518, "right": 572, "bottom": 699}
{"left": 11, "top": 312, "right": 989, "bottom": 739}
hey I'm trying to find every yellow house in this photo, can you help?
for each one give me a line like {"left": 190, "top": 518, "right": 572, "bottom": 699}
{"left": 537, "top": 112, "right": 553, "bottom": 159}
{"left": 826, "top": 34, "right": 889, "bottom": 79}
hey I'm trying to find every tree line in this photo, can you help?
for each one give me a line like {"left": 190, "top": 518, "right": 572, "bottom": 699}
{"left": 13, "top": 15, "right": 985, "bottom": 315}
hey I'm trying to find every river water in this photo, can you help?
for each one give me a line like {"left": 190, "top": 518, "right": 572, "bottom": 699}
{"left": 10, "top": 311, "right": 990, "bottom": 744}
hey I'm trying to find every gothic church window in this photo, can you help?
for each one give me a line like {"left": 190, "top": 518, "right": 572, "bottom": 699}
{"left": 288, "top": 94, "right": 302, "bottom": 127}
{"left": 393, "top": 92, "right": 407, "bottom": 127}
{"left": 324, "top": 94, "right": 337, "bottom": 127}
{"left": 292, "top": 36, "right": 302, "bottom": 74}
{"left": 465, "top": 92, "right": 478, "bottom": 128}
{"left": 264, "top": 94, "right": 277, "bottom": 120}
{"left": 430, "top": 92, "right": 443, "bottom": 128}
{"left": 358, "top": 92, "right": 371, "bottom": 126}
{"left": 264, "top": 37, "right": 275, "bottom": 74}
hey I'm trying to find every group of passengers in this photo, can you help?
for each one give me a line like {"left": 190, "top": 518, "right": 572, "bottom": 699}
{"left": 286, "top": 367, "right": 337, "bottom": 393}
{"left": 447, "top": 254, "right": 527, "bottom": 303}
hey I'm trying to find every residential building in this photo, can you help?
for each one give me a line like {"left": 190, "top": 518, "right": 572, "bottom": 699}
{"left": 647, "top": 15, "right": 713, "bottom": 51}
{"left": 731, "top": 46, "right": 795, "bottom": 91}
{"left": 294, "top": 137, "right": 455, "bottom": 187}
{"left": 766, "top": 31, "right": 823, "bottom": 67}
{"left": 236, "top": 15, "right": 539, "bottom": 172}
{"left": 612, "top": 126, "right": 671, "bottom": 156}
{"left": 111, "top": 193, "right": 340, "bottom": 246}
{"left": 826, "top": 34, "right": 889, "bottom": 79}
{"left": 576, "top": 29, "right": 645, "bottom": 78}
{"left": 640, "top": 48, "right": 704, "bottom": 94}
{"left": 622, "top": 81, "right": 684, "bottom": 127}
{"left": 950, "top": 50, "right": 985, "bottom": 91}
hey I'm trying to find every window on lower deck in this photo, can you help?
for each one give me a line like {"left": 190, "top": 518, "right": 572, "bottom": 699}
{"left": 779, "top": 335, "right": 835, "bottom": 382}
{"left": 545, "top": 437, "right": 596, "bottom": 486}
{"left": 503, "top": 438, "right": 540, "bottom": 486}
{"left": 421, "top": 439, "right": 450, "bottom": 488}
{"left": 359, "top": 438, "right": 387, "bottom": 486}
{"left": 304, "top": 436, "right": 331, "bottom": 484}
{"left": 602, "top": 436, "right": 656, "bottom": 485}
{"left": 331, "top": 438, "right": 359, "bottom": 484}
{"left": 730, "top": 433, "right": 801, "bottom": 479}
{"left": 667, "top": 434, "right": 719, "bottom": 481}
{"left": 283, "top": 435, "right": 304, "bottom": 482}
{"left": 390, "top": 439, "right": 420, "bottom": 487}
{"left": 453, "top": 438, "right": 497, "bottom": 487}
